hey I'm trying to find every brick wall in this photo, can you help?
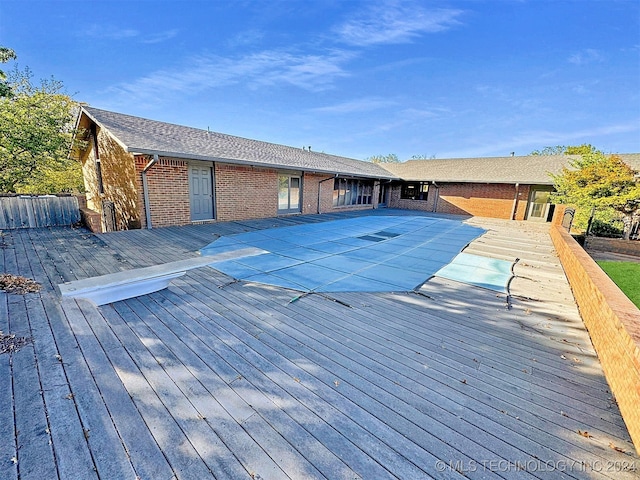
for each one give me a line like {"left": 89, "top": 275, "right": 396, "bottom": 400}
{"left": 132, "top": 162, "right": 380, "bottom": 228}
{"left": 388, "top": 184, "right": 436, "bottom": 212}
{"left": 96, "top": 131, "right": 141, "bottom": 230}
{"left": 79, "top": 207, "right": 102, "bottom": 233}
{"left": 302, "top": 173, "right": 325, "bottom": 214}
{"left": 437, "top": 183, "right": 524, "bottom": 219}
{"left": 389, "top": 182, "right": 532, "bottom": 220}
{"left": 135, "top": 156, "right": 190, "bottom": 228}
{"left": 550, "top": 222, "right": 640, "bottom": 454}
{"left": 214, "top": 164, "right": 279, "bottom": 221}
{"left": 78, "top": 123, "right": 141, "bottom": 230}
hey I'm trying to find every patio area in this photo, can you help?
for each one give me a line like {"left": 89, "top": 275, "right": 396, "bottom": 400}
{"left": 1, "top": 209, "right": 638, "bottom": 479}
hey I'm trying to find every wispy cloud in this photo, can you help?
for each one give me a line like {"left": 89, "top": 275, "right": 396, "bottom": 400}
{"left": 252, "top": 50, "right": 355, "bottom": 90}
{"left": 227, "top": 29, "right": 265, "bottom": 48}
{"left": 334, "top": 0, "right": 464, "bottom": 46}
{"left": 447, "top": 122, "right": 640, "bottom": 158}
{"left": 572, "top": 84, "right": 588, "bottom": 95}
{"left": 80, "top": 24, "right": 139, "bottom": 40}
{"left": 142, "top": 29, "right": 179, "bottom": 44}
{"left": 104, "top": 49, "right": 355, "bottom": 102}
{"left": 312, "top": 97, "right": 398, "bottom": 114}
{"left": 79, "top": 24, "right": 178, "bottom": 43}
{"left": 568, "top": 48, "right": 604, "bottom": 65}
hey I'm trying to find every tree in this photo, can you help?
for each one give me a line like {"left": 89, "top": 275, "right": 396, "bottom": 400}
{"left": 367, "top": 153, "right": 399, "bottom": 164}
{"left": 551, "top": 152, "right": 640, "bottom": 239}
{"left": 0, "top": 66, "right": 84, "bottom": 193}
{"left": 0, "top": 46, "right": 17, "bottom": 98}
{"left": 531, "top": 144, "right": 600, "bottom": 156}
{"left": 410, "top": 154, "right": 436, "bottom": 160}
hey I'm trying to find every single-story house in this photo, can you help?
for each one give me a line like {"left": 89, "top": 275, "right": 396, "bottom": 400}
{"left": 74, "top": 107, "right": 396, "bottom": 231}
{"left": 74, "top": 106, "right": 639, "bottom": 231}
{"left": 383, "top": 154, "right": 640, "bottom": 222}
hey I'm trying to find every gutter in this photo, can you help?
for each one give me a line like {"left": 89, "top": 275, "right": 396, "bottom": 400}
{"left": 141, "top": 154, "right": 158, "bottom": 229}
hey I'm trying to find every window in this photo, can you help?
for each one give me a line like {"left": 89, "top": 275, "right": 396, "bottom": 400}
{"left": 400, "top": 182, "right": 429, "bottom": 200}
{"left": 333, "top": 178, "right": 374, "bottom": 207}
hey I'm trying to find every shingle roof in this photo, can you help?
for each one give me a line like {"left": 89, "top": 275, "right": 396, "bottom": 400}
{"left": 81, "top": 107, "right": 395, "bottom": 179}
{"left": 81, "top": 107, "right": 640, "bottom": 184}
{"left": 381, "top": 154, "right": 640, "bottom": 185}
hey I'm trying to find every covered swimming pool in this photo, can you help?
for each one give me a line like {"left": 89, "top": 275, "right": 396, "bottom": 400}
{"left": 201, "top": 216, "right": 515, "bottom": 294}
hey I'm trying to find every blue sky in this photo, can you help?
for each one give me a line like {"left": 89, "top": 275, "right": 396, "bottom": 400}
{"left": 2, "top": 0, "right": 639, "bottom": 160}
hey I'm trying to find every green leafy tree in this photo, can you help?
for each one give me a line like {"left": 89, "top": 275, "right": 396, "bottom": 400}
{"left": 531, "top": 144, "right": 601, "bottom": 156}
{"left": 0, "top": 46, "right": 17, "bottom": 97}
{"left": 0, "top": 66, "right": 84, "bottom": 193}
{"left": 367, "top": 153, "right": 399, "bottom": 164}
{"left": 551, "top": 152, "right": 640, "bottom": 239}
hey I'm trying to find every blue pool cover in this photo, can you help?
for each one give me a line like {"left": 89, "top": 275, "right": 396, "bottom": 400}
{"left": 434, "top": 252, "right": 514, "bottom": 293}
{"left": 200, "top": 216, "right": 504, "bottom": 293}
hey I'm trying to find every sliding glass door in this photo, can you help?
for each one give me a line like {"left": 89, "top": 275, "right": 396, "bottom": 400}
{"left": 278, "top": 174, "right": 301, "bottom": 214}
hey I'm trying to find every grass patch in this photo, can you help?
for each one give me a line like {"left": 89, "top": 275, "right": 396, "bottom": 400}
{"left": 596, "top": 261, "right": 640, "bottom": 308}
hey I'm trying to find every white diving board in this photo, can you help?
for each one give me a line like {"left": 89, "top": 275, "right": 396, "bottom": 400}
{"left": 59, "top": 247, "right": 266, "bottom": 306}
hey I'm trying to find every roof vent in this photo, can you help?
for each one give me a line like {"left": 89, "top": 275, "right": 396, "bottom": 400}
{"left": 510, "top": 152, "right": 515, "bottom": 157}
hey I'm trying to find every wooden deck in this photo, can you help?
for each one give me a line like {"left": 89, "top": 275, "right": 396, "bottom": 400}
{"left": 1, "top": 210, "right": 638, "bottom": 479}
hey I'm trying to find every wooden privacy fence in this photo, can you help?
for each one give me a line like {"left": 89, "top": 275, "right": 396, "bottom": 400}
{"left": 0, "top": 195, "right": 81, "bottom": 229}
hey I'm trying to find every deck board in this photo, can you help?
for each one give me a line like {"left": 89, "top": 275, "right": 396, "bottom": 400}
{"left": 77, "top": 299, "right": 213, "bottom": 479}
{"left": 170, "top": 277, "right": 540, "bottom": 480}
{"left": 125, "top": 292, "right": 355, "bottom": 480}
{"left": 327, "top": 290, "right": 622, "bottom": 422}
{"left": 42, "top": 296, "right": 137, "bottom": 480}
{"left": 120, "top": 297, "right": 301, "bottom": 480}
{"left": 62, "top": 298, "right": 174, "bottom": 480}
{"left": 0, "top": 292, "right": 18, "bottom": 480}
{"left": 101, "top": 301, "right": 254, "bottom": 480}
{"left": 184, "top": 273, "right": 621, "bottom": 479}
{"left": 8, "top": 295, "right": 58, "bottom": 480}
{"left": 134, "top": 290, "right": 417, "bottom": 479}
{"left": 2, "top": 210, "right": 639, "bottom": 479}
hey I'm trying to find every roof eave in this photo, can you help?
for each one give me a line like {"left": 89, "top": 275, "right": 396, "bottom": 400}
{"left": 81, "top": 107, "right": 132, "bottom": 153}
{"left": 398, "top": 178, "right": 555, "bottom": 185}
{"left": 128, "top": 148, "right": 397, "bottom": 180}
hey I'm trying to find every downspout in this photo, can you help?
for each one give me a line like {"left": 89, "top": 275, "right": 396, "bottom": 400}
{"left": 141, "top": 154, "right": 158, "bottom": 229}
{"left": 317, "top": 174, "right": 337, "bottom": 214}
{"left": 431, "top": 181, "right": 440, "bottom": 212}
{"left": 510, "top": 183, "right": 520, "bottom": 220}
